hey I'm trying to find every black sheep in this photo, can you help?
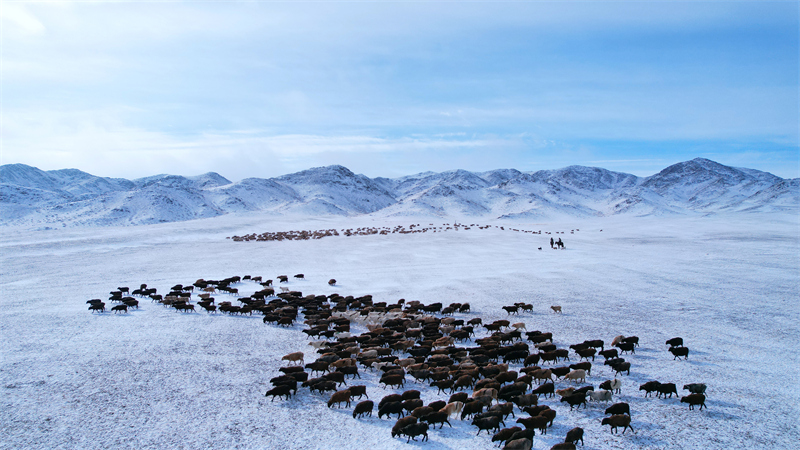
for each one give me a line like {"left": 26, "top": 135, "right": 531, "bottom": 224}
{"left": 669, "top": 346, "right": 690, "bottom": 360}
{"left": 657, "top": 383, "right": 678, "bottom": 398}
{"left": 421, "top": 411, "right": 452, "bottom": 429}
{"left": 639, "top": 381, "right": 662, "bottom": 397}
{"left": 666, "top": 337, "right": 683, "bottom": 347}
{"left": 473, "top": 415, "right": 503, "bottom": 435}
{"left": 352, "top": 400, "right": 373, "bottom": 418}
{"left": 605, "top": 402, "right": 630, "bottom": 416}
{"left": 400, "top": 422, "right": 429, "bottom": 442}
{"left": 378, "top": 401, "right": 405, "bottom": 419}
{"left": 492, "top": 427, "right": 522, "bottom": 447}
{"left": 681, "top": 393, "right": 707, "bottom": 410}
{"left": 560, "top": 393, "right": 587, "bottom": 410}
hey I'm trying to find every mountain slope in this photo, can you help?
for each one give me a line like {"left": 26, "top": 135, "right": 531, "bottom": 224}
{"left": 1, "top": 159, "right": 796, "bottom": 227}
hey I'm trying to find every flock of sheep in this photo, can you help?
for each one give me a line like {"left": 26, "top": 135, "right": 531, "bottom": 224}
{"left": 88, "top": 274, "right": 707, "bottom": 449}
{"left": 256, "top": 280, "right": 708, "bottom": 449}
{"left": 227, "top": 223, "right": 576, "bottom": 243}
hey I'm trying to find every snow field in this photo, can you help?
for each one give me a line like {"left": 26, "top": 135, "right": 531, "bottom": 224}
{"left": 1, "top": 213, "right": 798, "bottom": 449}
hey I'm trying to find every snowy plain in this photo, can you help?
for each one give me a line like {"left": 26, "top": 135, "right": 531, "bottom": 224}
{"left": 1, "top": 211, "right": 798, "bottom": 450}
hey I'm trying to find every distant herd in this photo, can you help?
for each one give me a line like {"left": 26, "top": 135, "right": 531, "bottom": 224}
{"left": 227, "top": 223, "right": 578, "bottom": 243}
{"left": 88, "top": 272, "right": 707, "bottom": 449}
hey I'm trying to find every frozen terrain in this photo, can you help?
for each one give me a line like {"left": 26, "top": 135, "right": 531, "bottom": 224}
{"left": 1, "top": 212, "right": 798, "bottom": 450}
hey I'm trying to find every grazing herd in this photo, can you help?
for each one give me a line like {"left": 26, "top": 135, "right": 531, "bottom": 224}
{"left": 228, "top": 223, "right": 575, "bottom": 243}
{"left": 89, "top": 273, "right": 708, "bottom": 448}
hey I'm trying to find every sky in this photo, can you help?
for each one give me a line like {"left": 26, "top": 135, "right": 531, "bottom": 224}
{"left": 2, "top": 1, "right": 798, "bottom": 181}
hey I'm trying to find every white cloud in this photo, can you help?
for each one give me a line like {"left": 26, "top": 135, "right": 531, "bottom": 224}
{"left": 1, "top": 4, "right": 46, "bottom": 36}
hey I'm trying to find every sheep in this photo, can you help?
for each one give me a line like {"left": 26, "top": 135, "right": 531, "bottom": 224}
{"left": 522, "top": 406, "right": 550, "bottom": 418}
{"left": 511, "top": 393, "right": 538, "bottom": 407}
{"left": 531, "top": 382, "right": 555, "bottom": 398}
{"left": 421, "top": 411, "right": 452, "bottom": 429}
{"left": 532, "top": 369, "right": 554, "bottom": 384}
{"left": 683, "top": 383, "right": 707, "bottom": 395}
{"left": 440, "top": 401, "right": 464, "bottom": 419}
{"left": 588, "top": 389, "right": 613, "bottom": 402}
{"left": 327, "top": 389, "right": 352, "bottom": 408}
{"left": 669, "top": 346, "right": 690, "bottom": 360}
{"left": 681, "top": 393, "right": 707, "bottom": 410}
{"left": 615, "top": 342, "right": 635, "bottom": 354}
{"left": 379, "top": 401, "right": 405, "bottom": 419}
{"left": 379, "top": 394, "right": 403, "bottom": 408}
{"left": 461, "top": 401, "right": 486, "bottom": 420}
{"left": 540, "top": 408, "right": 556, "bottom": 427}
{"left": 576, "top": 348, "right": 596, "bottom": 361}
{"left": 565, "top": 369, "right": 586, "bottom": 384}
{"left": 400, "top": 422, "right": 429, "bottom": 443}
{"left": 611, "top": 335, "right": 624, "bottom": 346}
{"left": 560, "top": 393, "right": 587, "bottom": 410}
{"left": 516, "top": 415, "right": 548, "bottom": 434}
{"left": 380, "top": 374, "right": 405, "bottom": 390}
{"left": 348, "top": 385, "right": 368, "bottom": 399}
{"left": 281, "top": 351, "right": 304, "bottom": 366}
{"left": 639, "top": 381, "right": 662, "bottom": 397}
{"left": 265, "top": 385, "right": 293, "bottom": 401}
{"left": 391, "top": 416, "right": 417, "bottom": 438}
{"left": 550, "top": 306, "right": 562, "bottom": 313}
{"left": 565, "top": 427, "right": 584, "bottom": 446}
{"left": 657, "top": 383, "right": 678, "bottom": 398}
{"left": 621, "top": 336, "right": 639, "bottom": 347}
{"left": 402, "top": 399, "right": 424, "bottom": 414}
{"left": 111, "top": 304, "right": 128, "bottom": 313}
{"left": 473, "top": 416, "right": 503, "bottom": 435}
{"left": 511, "top": 322, "right": 527, "bottom": 331}
{"left": 599, "top": 378, "right": 622, "bottom": 394}
{"left": 488, "top": 402, "right": 516, "bottom": 420}
{"left": 492, "top": 427, "right": 522, "bottom": 447}
{"left": 612, "top": 362, "right": 631, "bottom": 376}
{"left": 666, "top": 337, "right": 683, "bottom": 348}
{"left": 599, "top": 348, "right": 618, "bottom": 359}
{"left": 601, "top": 414, "right": 634, "bottom": 434}
{"left": 556, "top": 387, "right": 575, "bottom": 398}
{"left": 605, "top": 402, "right": 630, "bottom": 416}
{"left": 505, "top": 438, "right": 533, "bottom": 450}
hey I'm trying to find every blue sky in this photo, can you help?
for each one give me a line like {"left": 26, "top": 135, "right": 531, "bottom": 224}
{"left": 2, "top": 1, "right": 798, "bottom": 180}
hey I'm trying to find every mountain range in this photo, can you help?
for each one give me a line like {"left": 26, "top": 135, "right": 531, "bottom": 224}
{"left": 1, "top": 158, "right": 797, "bottom": 227}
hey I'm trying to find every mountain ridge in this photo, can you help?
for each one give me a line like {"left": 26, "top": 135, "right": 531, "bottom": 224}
{"left": 1, "top": 158, "right": 796, "bottom": 227}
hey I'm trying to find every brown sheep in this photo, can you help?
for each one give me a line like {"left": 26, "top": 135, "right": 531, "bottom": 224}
{"left": 565, "top": 426, "right": 584, "bottom": 445}
{"left": 281, "top": 352, "right": 304, "bottom": 366}
{"left": 601, "top": 414, "right": 634, "bottom": 434}
{"left": 516, "top": 415, "right": 548, "bottom": 434}
{"left": 327, "top": 389, "right": 352, "bottom": 408}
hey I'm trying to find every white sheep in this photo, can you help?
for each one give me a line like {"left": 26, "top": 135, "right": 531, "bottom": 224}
{"left": 511, "top": 322, "right": 527, "bottom": 331}
{"left": 308, "top": 340, "right": 328, "bottom": 350}
{"left": 359, "top": 349, "right": 379, "bottom": 359}
{"left": 371, "top": 361, "right": 391, "bottom": 371}
{"left": 334, "top": 331, "right": 352, "bottom": 339}
{"left": 565, "top": 369, "right": 586, "bottom": 383}
{"left": 611, "top": 335, "right": 625, "bottom": 346}
{"left": 588, "top": 389, "right": 613, "bottom": 402}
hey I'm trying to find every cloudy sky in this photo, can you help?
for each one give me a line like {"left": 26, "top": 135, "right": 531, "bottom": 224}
{"left": 2, "top": 1, "right": 798, "bottom": 180}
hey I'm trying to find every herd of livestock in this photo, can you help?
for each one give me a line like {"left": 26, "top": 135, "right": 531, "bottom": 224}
{"left": 87, "top": 275, "right": 707, "bottom": 449}
{"left": 227, "top": 223, "right": 576, "bottom": 242}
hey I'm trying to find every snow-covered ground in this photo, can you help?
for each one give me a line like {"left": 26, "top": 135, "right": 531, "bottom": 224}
{"left": 1, "top": 212, "right": 798, "bottom": 450}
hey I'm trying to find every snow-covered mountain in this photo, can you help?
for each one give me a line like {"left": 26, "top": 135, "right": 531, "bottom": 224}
{"left": 1, "top": 158, "right": 796, "bottom": 227}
